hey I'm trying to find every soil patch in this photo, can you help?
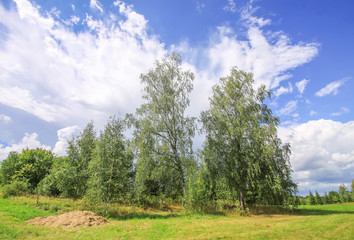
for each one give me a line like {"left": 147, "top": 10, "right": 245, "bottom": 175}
{"left": 26, "top": 211, "right": 108, "bottom": 227}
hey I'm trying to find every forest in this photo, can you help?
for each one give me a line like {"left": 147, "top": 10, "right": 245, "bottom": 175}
{"left": 1, "top": 53, "right": 350, "bottom": 215}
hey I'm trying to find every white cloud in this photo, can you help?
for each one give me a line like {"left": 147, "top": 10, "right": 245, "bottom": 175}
{"left": 277, "top": 100, "right": 297, "bottom": 116}
{"left": 315, "top": 78, "right": 347, "bottom": 97}
{"left": 0, "top": 114, "right": 11, "bottom": 124}
{"left": 310, "top": 110, "right": 317, "bottom": 116}
{"left": 0, "top": 133, "right": 51, "bottom": 161}
{"left": 330, "top": 107, "right": 349, "bottom": 117}
{"left": 53, "top": 126, "right": 80, "bottom": 156}
{"left": 70, "top": 15, "right": 80, "bottom": 25}
{"left": 292, "top": 113, "right": 299, "bottom": 118}
{"left": 223, "top": 0, "right": 236, "bottom": 13}
{"left": 206, "top": 26, "right": 318, "bottom": 90}
{"left": 240, "top": 3, "right": 271, "bottom": 28}
{"left": 278, "top": 119, "right": 354, "bottom": 194}
{"left": 274, "top": 82, "right": 293, "bottom": 97}
{"left": 0, "top": 87, "right": 69, "bottom": 122}
{"left": 0, "top": 126, "right": 81, "bottom": 160}
{"left": 0, "top": 0, "right": 165, "bottom": 126}
{"left": 196, "top": 1, "right": 205, "bottom": 13}
{"left": 90, "top": 0, "right": 103, "bottom": 13}
{"left": 0, "top": 0, "right": 319, "bottom": 130}
{"left": 295, "top": 78, "right": 309, "bottom": 95}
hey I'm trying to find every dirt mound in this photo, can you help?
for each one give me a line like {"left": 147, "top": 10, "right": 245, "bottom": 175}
{"left": 26, "top": 211, "right": 108, "bottom": 227}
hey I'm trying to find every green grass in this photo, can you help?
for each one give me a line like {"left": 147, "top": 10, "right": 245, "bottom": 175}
{"left": 0, "top": 195, "right": 353, "bottom": 239}
{"left": 0, "top": 198, "right": 56, "bottom": 221}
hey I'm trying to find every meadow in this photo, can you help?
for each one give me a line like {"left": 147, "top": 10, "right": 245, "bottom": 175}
{"left": 0, "top": 194, "right": 353, "bottom": 240}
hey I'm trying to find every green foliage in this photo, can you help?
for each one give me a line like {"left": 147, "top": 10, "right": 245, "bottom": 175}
{"left": 0, "top": 148, "right": 54, "bottom": 190}
{"left": 0, "top": 151, "right": 19, "bottom": 185}
{"left": 86, "top": 116, "right": 133, "bottom": 214}
{"left": 64, "top": 121, "right": 96, "bottom": 199}
{"left": 37, "top": 158, "right": 64, "bottom": 197}
{"left": 201, "top": 67, "right": 297, "bottom": 208}
{"left": 184, "top": 165, "right": 212, "bottom": 213}
{"left": 2, "top": 180, "right": 29, "bottom": 198}
{"left": 315, "top": 191, "right": 323, "bottom": 205}
{"left": 323, "top": 192, "right": 329, "bottom": 204}
{"left": 307, "top": 191, "right": 316, "bottom": 205}
{"left": 128, "top": 53, "right": 197, "bottom": 203}
{"left": 328, "top": 190, "right": 340, "bottom": 203}
{"left": 39, "top": 122, "right": 96, "bottom": 199}
{"left": 338, "top": 184, "right": 352, "bottom": 203}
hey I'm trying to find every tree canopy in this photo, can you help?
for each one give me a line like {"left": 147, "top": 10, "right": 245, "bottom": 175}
{"left": 128, "top": 53, "right": 196, "bottom": 202}
{"left": 0, "top": 148, "right": 54, "bottom": 190}
{"left": 201, "top": 67, "right": 297, "bottom": 208}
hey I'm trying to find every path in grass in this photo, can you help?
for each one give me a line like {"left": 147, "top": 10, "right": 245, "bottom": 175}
{"left": 1, "top": 198, "right": 353, "bottom": 239}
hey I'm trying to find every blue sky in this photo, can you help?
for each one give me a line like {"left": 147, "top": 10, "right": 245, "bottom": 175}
{"left": 0, "top": 0, "right": 353, "bottom": 195}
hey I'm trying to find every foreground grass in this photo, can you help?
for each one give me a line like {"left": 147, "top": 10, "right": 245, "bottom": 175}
{"left": 0, "top": 196, "right": 353, "bottom": 239}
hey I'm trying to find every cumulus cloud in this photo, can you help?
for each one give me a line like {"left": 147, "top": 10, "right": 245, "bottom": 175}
{"left": 0, "top": 0, "right": 165, "bottom": 126}
{"left": 0, "top": 126, "right": 81, "bottom": 160}
{"left": 0, "top": 0, "right": 319, "bottom": 130}
{"left": 278, "top": 120, "right": 354, "bottom": 194}
{"left": 315, "top": 79, "right": 347, "bottom": 97}
{"left": 0, "top": 133, "right": 51, "bottom": 161}
{"left": 277, "top": 100, "right": 297, "bottom": 116}
{"left": 206, "top": 26, "right": 318, "bottom": 90}
{"left": 295, "top": 78, "right": 309, "bottom": 95}
{"left": 0, "top": 114, "right": 11, "bottom": 124}
{"left": 53, "top": 126, "right": 80, "bottom": 156}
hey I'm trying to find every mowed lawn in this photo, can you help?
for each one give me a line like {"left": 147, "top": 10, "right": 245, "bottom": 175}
{"left": 0, "top": 197, "right": 353, "bottom": 239}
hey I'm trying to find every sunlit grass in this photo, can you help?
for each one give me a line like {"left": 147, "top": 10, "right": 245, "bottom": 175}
{"left": 1, "top": 193, "right": 353, "bottom": 239}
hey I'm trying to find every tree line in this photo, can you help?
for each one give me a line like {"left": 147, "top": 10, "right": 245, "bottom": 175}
{"left": 295, "top": 183, "right": 354, "bottom": 206}
{"left": 1, "top": 53, "right": 298, "bottom": 213}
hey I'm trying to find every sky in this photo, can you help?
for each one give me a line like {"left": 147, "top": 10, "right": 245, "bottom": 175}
{"left": 0, "top": 0, "right": 353, "bottom": 196}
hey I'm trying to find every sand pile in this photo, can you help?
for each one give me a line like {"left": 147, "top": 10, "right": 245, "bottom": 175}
{"left": 26, "top": 211, "right": 108, "bottom": 227}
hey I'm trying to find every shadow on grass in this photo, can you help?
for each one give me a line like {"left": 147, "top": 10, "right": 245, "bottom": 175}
{"left": 107, "top": 210, "right": 227, "bottom": 221}
{"left": 296, "top": 209, "right": 354, "bottom": 216}
{"left": 108, "top": 212, "right": 179, "bottom": 221}
{"left": 250, "top": 205, "right": 354, "bottom": 216}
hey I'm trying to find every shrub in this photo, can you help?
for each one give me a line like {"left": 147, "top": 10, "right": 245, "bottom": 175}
{"left": 2, "top": 181, "right": 28, "bottom": 198}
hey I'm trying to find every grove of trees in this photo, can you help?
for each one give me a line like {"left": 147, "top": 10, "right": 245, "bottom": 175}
{"left": 4, "top": 53, "right": 347, "bottom": 213}
{"left": 300, "top": 184, "right": 354, "bottom": 205}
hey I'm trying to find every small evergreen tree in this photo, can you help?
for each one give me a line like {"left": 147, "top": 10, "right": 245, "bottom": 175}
{"left": 307, "top": 191, "right": 315, "bottom": 205}
{"left": 323, "top": 192, "right": 329, "bottom": 204}
{"left": 315, "top": 191, "right": 322, "bottom": 205}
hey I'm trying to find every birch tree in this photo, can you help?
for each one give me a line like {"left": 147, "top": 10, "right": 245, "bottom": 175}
{"left": 87, "top": 116, "right": 133, "bottom": 215}
{"left": 129, "top": 53, "right": 196, "bottom": 199}
{"left": 201, "top": 67, "right": 297, "bottom": 208}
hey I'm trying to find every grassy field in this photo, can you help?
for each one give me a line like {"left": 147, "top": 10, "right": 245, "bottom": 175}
{"left": 0, "top": 195, "right": 353, "bottom": 239}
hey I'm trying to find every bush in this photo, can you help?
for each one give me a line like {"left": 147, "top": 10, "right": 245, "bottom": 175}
{"left": 37, "top": 173, "right": 61, "bottom": 197}
{"left": 184, "top": 168, "right": 213, "bottom": 213}
{"left": 2, "top": 181, "right": 28, "bottom": 198}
